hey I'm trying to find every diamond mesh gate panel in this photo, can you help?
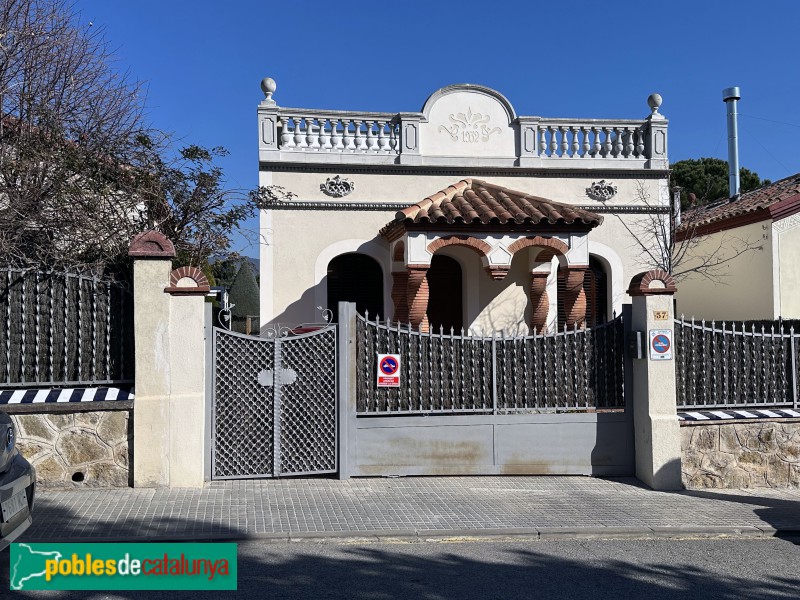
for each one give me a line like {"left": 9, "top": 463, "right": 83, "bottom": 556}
{"left": 279, "top": 328, "right": 337, "bottom": 475}
{"left": 212, "top": 326, "right": 337, "bottom": 479}
{"left": 212, "top": 329, "right": 275, "bottom": 478}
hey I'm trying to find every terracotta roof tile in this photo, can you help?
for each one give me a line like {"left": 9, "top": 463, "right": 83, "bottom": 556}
{"left": 680, "top": 173, "right": 800, "bottom": 231}
{"left": 380, "top": 179, "right": 602, "bottom": 237}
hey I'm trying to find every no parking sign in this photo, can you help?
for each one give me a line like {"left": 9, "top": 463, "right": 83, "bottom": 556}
{"left": 377, "top": 354, "right": 401, "bottom": 387}
{"left": 649, "top": 329, "right": 673, "bottom": 361}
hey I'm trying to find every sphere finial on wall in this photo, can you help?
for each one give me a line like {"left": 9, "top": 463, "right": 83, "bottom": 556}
{"left": 261, "top": 77, "right": 277, "bottom": 106}
{"left": 647, "top": 93, "right": 663, "bottom": 115}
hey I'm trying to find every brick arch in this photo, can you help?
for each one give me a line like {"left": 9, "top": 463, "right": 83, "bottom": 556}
{"left": 627, "top": 269, "right": 677, "bottom": 296}
{"left": 507, "top": 236, "right": 569, "bottom": 258}
{"left": 164, "top": 266, "right": 210, "bottom": 296}
{"left": 426, "top": 235, "right": 492, "bottom": 259}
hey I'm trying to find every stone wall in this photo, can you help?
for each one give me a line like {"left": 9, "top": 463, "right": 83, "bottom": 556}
{"left": 681, "top": 420, "right": 800, "bottom": 489}
{"left": 11, "top": 409, "right": 132, "bottom": 488}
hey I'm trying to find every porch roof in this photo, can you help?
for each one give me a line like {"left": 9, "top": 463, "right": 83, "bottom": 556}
{"left": 379, "top": 179, "right": 603, "bottom": 240}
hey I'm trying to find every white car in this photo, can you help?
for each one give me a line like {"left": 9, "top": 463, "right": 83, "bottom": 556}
{"left": 0, "top": 411, "right": 35, "bottom": 550}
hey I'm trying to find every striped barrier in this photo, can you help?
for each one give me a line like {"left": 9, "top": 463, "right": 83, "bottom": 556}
{"left": 679, "top": 408, "right": 800, "bottom": 421}
{"left": 0, "top": 386, "right": 134, "bottom": 405}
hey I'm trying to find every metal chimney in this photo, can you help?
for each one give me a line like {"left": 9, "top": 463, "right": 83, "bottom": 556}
{"left": 722, "top": 87, "right": 741, "bottom": 198}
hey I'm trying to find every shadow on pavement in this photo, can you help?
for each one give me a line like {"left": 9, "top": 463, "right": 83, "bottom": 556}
{"left": 2, "top": 536, "right": 800, "bottom": 599}
{"left": 682, "top": 488, "right": 800, "bottom": 542}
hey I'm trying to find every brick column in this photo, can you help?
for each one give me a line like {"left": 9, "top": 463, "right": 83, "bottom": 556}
{"left": 406, "top": 265, "right": 430, "bottom": 332}
{"left": 561, "top": 265, "right": 588, "bottom": 328}
{"left": 391, "top": 271, "right": 409, "bottom": 323}
{"left": 529, "top": 271, "right": 550, "bottom": 332}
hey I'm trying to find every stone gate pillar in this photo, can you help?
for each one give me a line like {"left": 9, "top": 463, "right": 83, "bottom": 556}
{"left": 129, "top": 231, "right": 210, "bottom": 488}
{"left": 628, "top": 269, "right": 681, "bottom": 490}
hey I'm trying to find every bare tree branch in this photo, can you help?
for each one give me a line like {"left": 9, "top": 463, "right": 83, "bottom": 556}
{"left": 614, "top": 181, "right": 763, "bottom": 283}
{"left": 0, "top": 1, "right": 279, "bottom": 272}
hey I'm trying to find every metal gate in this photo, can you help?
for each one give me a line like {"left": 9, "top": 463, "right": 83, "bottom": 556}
{"left": 211, "top": 325, "right": 337, "bottom": 479}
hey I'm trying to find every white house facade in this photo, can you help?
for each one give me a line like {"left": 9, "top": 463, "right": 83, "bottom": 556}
{"left": 257, "top": 80, "right": 670, "bottom": 334}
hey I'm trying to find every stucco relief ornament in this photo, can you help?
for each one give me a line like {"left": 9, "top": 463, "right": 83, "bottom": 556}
{"left": 585, "top": 180, "right": 618, "bottom": 202}
{"left": 438, "top": 107, "right": 502, "bottom": 143}
{"left": 320, "top": 175, "right": 355, "bottom": 198}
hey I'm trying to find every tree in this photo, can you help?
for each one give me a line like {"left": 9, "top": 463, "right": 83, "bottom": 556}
{"left": 671, "top": 158, "right": 770, "bottom": 208}
{"left": 227, "top": 260, "right": 259, "bottom": 333}
{"left": 229, "top": 261, "right": 259, "bottom": 319}
{"left": 614, "top": 182, "right": 763, "bottom": 283}
{"left": 0, "top": 0, "right": 149, "bottom": 268}
{"left": 0, "top": 0, "right": 274, "bottom": 272}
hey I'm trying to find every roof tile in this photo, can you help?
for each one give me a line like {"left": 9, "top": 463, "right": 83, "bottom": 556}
{"left": 381, "top": 179, "right": 602, "bottom": 237}
{"left": 680, "top": 173, "right": 800, "bottom": 230}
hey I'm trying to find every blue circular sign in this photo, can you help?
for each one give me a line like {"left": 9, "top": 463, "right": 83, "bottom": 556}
{"left": 652, "top": 334, "right": 670, "bottom": 354}
{"left": 379, "top": 356, "right": 399, "bottom": 375}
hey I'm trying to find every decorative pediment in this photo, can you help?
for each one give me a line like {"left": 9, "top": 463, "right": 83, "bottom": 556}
{"left": 419, "top": 85, "right": 517, "bottom": 158}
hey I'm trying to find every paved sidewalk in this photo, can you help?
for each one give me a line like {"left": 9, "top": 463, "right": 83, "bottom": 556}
{"left": 18, "top": 476, "right": 800, "bottom": 543}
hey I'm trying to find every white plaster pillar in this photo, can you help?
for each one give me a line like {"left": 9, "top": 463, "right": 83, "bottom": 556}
{"left": 129, "top": 232, "right": 210, "bottom": 488}
{"left": 628, "top": 269, "right": 682, "bottom": 490}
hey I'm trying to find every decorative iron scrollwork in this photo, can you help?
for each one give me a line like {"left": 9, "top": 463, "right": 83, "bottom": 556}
{"left": 320, "top": 175, "right": 355, "bottom": 198}
{"left": 585, "top": 180, "right": 618, "bottom": 202}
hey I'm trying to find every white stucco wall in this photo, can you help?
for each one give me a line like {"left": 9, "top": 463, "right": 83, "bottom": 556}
{"left": 675, "top": 220, "right": 773, "bottom": 320}
{"left": 264, "top": 204, "right": 395, "bottom": 327}
{"left": 775, "top": 215, "right": 800, "bottom": 318}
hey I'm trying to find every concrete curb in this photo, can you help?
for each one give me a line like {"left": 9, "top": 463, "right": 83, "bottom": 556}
{"left": 21, "top": 525, "right": 800, "bottom": 545}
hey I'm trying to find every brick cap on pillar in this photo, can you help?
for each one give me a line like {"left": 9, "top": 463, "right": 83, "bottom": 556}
{"left": 164, "top": 266, "right": 210, "bottom": 296}
{"left": 627, "top": 269, "right": 677, "bottom": 296}
{"left": 128, "top": 231, "right": 176, "bottom": 259}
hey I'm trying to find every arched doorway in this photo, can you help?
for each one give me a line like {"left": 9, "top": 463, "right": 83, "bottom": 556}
{"left": 426, "top": 254, "right": 463, "bottom": 332}
{"left": 327, "top": 253, "right": 383, "bottom": 322}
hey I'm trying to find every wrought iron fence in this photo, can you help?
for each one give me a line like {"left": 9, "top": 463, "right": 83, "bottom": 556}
{"left": 0, "top": 267, "right": 134, "bottom": 388}
{"left": 356, "top": 313, "right": 625, "bottom": 415}
{"left": 675, "top": 317, "right": 799, "bottom": 409}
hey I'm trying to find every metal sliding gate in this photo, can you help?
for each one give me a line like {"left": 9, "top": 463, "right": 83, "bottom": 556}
{"left": 211, "top": 325, "right": 337, "bottom": 479}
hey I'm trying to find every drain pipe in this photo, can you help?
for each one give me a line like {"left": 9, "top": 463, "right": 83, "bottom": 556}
{"left": 722, "top": 87, "right": 741, "bottom": 198}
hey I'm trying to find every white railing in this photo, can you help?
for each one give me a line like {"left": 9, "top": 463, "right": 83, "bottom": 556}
{"left": 537, "top": 120, "right": 647, "bottom": 159}
{"left": 259, "top": 107, "right": 665, "bottom": 168}
{"left": 278, "top": 110, "right": 400, "bottom": 155}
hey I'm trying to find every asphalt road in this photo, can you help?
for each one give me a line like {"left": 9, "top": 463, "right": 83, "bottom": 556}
{"left": 3, "top": 537, "right": 800, "bottom": 599}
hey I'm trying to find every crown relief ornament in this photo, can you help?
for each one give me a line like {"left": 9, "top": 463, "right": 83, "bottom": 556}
{"left": 585, "top": 180, "right": 618, "bottom": 202}
{"left": 320, "top": 175, "right": 355, "bottom": 198}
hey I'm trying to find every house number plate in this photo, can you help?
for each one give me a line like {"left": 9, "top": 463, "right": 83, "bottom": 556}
{"left": 653, "top": 310, "right": 669, "bottom": 320}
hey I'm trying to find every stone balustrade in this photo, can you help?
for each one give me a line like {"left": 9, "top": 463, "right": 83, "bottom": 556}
{"left": 536, "top": 120, "right": 647, "bottom": 160}
{"left": 257, "top": 80, "right": 668, "bottom": 169}
{"left": 277, "top": 110, "right": 400, "bottom": 155}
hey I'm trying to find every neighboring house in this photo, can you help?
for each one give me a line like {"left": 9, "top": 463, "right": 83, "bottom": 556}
{"left": 676, "top": 174, "right": 800, "bottom": 320}
{"left": 257, "top": 81, "right": 670, "bottom": 333}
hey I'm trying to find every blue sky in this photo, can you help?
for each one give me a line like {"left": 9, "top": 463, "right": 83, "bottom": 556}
{"left": 77, "top": 0, "right": 800, "bottom": 258}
